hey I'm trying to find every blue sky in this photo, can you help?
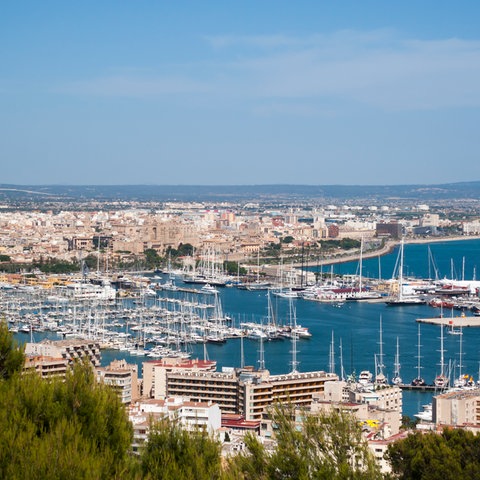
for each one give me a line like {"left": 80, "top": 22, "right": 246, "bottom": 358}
{"left": 1, "top": 1, "right": 480, "bottom": 186}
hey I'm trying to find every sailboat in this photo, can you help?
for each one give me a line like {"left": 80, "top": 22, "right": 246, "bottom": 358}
{"left": 289, "top": 297, "right": 299, "bottom": 374}
{"left": 411, "top": 324, "right": 426, "bottom": 386}
{"left": 391, "top": 336, "right": 402, "bottom": 385}
{"left": 452, "top": 326, "right": 475, "bottom": 389}
{"left": 246, "top": 251, "right": 271, "bottom": 290}
{"left": 346, "top": 237, "right": 381, "bottom": 301}
{"left": 386, "top": 237, "right": 425, "bottom": 306}
{"left": 374, "top": 316, "right": 387, "bottom": 385}
{"left": 434, "top": 323, "right": 449, "bottom": 389}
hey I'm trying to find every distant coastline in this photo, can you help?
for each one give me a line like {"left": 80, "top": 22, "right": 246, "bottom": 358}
{"left": 309, "top": 235, "right": 480, "bottom": 267}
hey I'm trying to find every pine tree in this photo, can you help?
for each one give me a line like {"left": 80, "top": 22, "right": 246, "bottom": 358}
{"left": 0, "top": 320, "right": 25, "bottom": 380}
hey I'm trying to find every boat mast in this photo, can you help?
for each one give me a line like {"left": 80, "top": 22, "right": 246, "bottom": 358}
{"left": 416, "top": 324, "right": 423, "bottom": 382}
{"left": 358, "top": 236, "right": 363, "bottom": 295}
{"left": 289, "top": 297, "right": 299, "bottom": 374}
{"left": 339, "top": 338, "right": 345, "bottom": 381}
{"left": 328, "top": 330, "right": 335, "bottom": 375}
{"left": 439, "top": 323, "right": 446, "bottom": 379}
{"left": 458, "top": 325, "right": 464, "bottom": 380}
{"left": 240, "top": 333, "right": 245, "bottom": 369}
{"left": 393, "top": 336, "right": 401, "bottom": 382}
{"left": 376, "top": 316, "right": 385, "bottom": 380}
{"left": 96, "top": 235, "right": 100, "bottom": 274}
{"left": 398, "top": 237, "right": 404, "bottom": 302}
{"left": 258, "top": 325, "right": 265, "bottom": 371}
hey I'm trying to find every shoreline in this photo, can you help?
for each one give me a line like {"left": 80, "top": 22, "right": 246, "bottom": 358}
{"left": 303, "top": 235, "right": 480, "bottom": 268}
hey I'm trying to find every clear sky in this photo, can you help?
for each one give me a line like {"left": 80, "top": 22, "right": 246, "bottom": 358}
{"left": 1, "top": 1, "right": 480, "bottom": 186}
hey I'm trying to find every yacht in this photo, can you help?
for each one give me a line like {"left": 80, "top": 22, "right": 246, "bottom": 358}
{"left": 414, "top": 404, "right": 433, "bottom": 422}
{"left": 200, "top": 284, "right": 218, "bottom": 295}
{"left": 358, "top": 370, "right": 373, "bottom": 385}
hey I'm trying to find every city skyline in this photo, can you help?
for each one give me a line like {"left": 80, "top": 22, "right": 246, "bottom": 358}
{"left": 1, "top": 1, "right": 480, "bottom": 186}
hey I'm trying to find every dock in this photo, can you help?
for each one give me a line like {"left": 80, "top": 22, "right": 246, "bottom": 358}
{"left": 416, "top": 315, "right": 480, "bottom": 327}
{"left": 398, "top": 384, "right": 447, "bottom": 392}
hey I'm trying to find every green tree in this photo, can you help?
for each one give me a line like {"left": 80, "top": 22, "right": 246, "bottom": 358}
{"left": 177, "top": 243, "right": 194, "bottom": 257}
{"left": 0, "top": 320, "right": 25, "bottom": 380}
{"left": 223, "top": 261, "right": 247, "bottom": 276}
{"left": 144, "top": 248, "right": 162, "bottom": 269}
{"left": 140, "top": 417, "right": 223, "bottom": 480}
{"left": 33, "top": 258, "right": 80, "bottom": 274}
{"left": 229, "top": 404, "right": 382, "bottom": 480}
{"left": 387, "top": 429, "right": 480, "bottom": 480}
{"left": 0, "top": 359, "right": 134, "bottom": 479}
{"left": 83, "top": 254, "right": 99, "bottom": 271}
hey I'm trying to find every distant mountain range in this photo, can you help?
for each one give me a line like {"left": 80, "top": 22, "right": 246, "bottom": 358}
{"left": 0, "top": 182, "right": 479, "bottom": 204}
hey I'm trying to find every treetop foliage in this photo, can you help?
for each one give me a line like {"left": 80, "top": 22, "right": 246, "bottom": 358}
{"left": 4, "top": 324, "right": 480, "bottom": 479}
{"left": 0, "top": 320, "right": 25, "bottom": 380}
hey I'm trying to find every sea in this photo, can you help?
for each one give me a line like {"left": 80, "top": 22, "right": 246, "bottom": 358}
{"left": 14, "top": 238, "right": 480, "bottom": 419}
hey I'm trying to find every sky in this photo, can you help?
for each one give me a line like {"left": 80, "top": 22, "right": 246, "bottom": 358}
{"left": 1, "top": 1, "right": 480, "bottom": 186}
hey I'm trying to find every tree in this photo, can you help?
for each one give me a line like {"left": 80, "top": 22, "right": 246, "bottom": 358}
{"left": 33, "top": 258, "right": 80, "bottom": 274}
{"left": 0, "top": 320, "right": 25, "bottom": 380}
{"left": 177, "top": 243, "right": 194, "bottom": 257}
{"left": 0, "top": 359, "right": 134, "bottom": 479}
{"left": 229, "top": 404, "right": 382, "bottom": 480}
{"left": 223, "top": 261, "right": 247, "bottom": 276}
{"left": 387, "top": 429, "right": 480, "bottom": 480}
{"left": 83, "top": 254, "right": 99, "bottom": 271}
{"left": 140, "top": 417, "right": 223, "bottom": 480}
{"left": 144, "top": 248, "right": 162, "bottom": 269}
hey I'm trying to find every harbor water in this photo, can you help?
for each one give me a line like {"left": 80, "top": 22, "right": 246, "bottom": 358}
{"left": 13, "top": 238, "right": 480, "bottom": 419}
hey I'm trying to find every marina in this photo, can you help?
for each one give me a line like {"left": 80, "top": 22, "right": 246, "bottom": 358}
{"left": 4, "top": 238, "right": 480, "bottom": 419}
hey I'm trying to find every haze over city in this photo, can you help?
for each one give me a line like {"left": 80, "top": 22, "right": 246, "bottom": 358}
{"left": 1, "top": 1, "right": 480, "bottom": 186}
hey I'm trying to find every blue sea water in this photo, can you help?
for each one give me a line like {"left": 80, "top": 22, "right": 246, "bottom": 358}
{"left": 318, "top": 239, "right": 479, "bottom": 281}
{"left": 16, "top": 238, "right": 480, "bottom": 419}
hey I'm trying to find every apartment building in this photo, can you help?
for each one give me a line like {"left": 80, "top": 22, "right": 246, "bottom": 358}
{"left": 25, "top": 339, "right": 101, "bottom": 367}
{"left": 24, "top": 355, "right": 68, "bottom": 379}
{"left": 142, "top": 357, "right": 218, "bottom": 399}
{"left": 309, "top": 381, "right": 403, "bottom": 436}
{"left": 96, "top": 359, "right": 140, "bottom": 405}
{"left": 129, "top": 397, "right": 221, "bottom": 452}
{"left": 433, "top": 388, "right": 480, "bottom": 426}
{"left": 167, "top": 368, "right": 243, "bottom": 415}
{"left": 151, "top": 361, "right": 338, "bottom": 421}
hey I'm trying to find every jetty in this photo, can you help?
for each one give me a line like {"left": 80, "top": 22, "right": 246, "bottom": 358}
{"left": 397, "top": 384, "right": 447, "bottom": 392}
{"left": 416, "top": 315, "right": 480, "bottom": 327}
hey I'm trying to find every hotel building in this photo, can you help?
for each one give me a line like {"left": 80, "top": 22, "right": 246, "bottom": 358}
{"left": 143, "top": 359, "right": 338, "bottom": 421}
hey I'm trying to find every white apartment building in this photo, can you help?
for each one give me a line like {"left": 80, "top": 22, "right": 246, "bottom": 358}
{"left": 25, "top": 339, "right": 101, "bottom": 366}
{"left": 129, "top": 397, "right": 221, "bottom": 452}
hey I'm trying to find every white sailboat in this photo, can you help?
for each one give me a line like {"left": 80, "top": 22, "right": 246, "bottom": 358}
{"left": 375, "top": 316, "right": 387, "bottom": 385}
{"left": 391, "top": 336, "right": 402, "bottom": 385}
{"left": 412, "top": 324, "right": 426, "bottom": 386}
{"left": 434, "top": 323, "right": 449, "bottom": 389}
{"left": 346, "top": 237, "right": 381, "bottom": 301}
{"left": 452, "top": 326, "right": 475, "bottom": 389}
{"left": 386, "top": 237, "right": 425, "bottom": 306}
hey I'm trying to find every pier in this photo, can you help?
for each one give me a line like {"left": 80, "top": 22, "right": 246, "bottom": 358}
{"left": 398, "top": 384, "right": 447, "bottom": 392}
{"left": 416, "top": 315, "right": 480, "bottom": 327}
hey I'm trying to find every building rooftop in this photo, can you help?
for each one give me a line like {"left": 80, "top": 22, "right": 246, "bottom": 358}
{"left": 147, "top": 357, "right": 217, "bottom": 369}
